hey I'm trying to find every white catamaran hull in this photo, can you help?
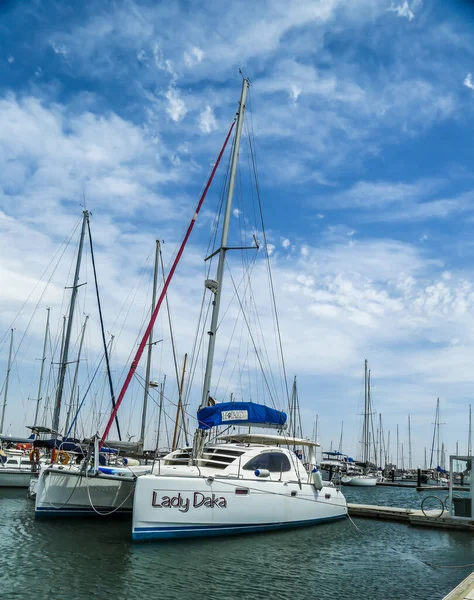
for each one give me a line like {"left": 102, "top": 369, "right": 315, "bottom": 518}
{"left": 341, "top": 476, "right": 377, "bottom": 487}
{"left": 35, "top": 467, "right": 140, "bottom": 516}
{"left": 132, "top": 475, "right": 347, "bottom": 541}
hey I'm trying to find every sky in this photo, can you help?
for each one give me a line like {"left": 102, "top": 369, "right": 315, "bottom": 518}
{"left": 1, "top": 0, "right": 474, "bottom": 467}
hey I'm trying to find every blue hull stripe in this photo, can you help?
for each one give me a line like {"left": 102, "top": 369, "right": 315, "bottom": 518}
{"left": 132, "top": 514, "right": 346, "bottom": 541}
{"left": 35, "top": 506, "right": 131, "bottom": 518}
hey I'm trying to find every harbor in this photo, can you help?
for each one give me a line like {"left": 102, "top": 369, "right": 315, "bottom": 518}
{"left": 2, "top": 1, "right": 474, "bottom": 600}
{"left": 2, "top": 485, "right": 474, "bottom": 600}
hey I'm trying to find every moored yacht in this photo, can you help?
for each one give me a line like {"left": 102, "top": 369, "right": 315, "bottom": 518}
{"left": 132, "top": 404, "right": 347, "bottom": 541}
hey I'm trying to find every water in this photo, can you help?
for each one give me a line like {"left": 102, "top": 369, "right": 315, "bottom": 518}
{"left": 2, "top": 486, "right": 474, "bottom": 600}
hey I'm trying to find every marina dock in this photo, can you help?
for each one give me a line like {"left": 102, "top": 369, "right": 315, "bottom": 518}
{"left": 348, "top": 503, "right": 474, "bottom": 531}
{"left": 443, "top": 571, "right": 474, "bottom": 600}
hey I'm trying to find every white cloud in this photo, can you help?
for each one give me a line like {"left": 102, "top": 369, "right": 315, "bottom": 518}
{"left": 165, "top": 86, "right": 187, "bottom": 122}
{"left": 464, "top": 73, "right": 474, "bottom": 91}
{"left": 7, "top": 56, "right": 14, "bottom": 64}
{"left": 198, "top": 105, "right": 217, "bottom": 134}
{"left": 136, "top": 49, "right": 147, "bottom": 63}
{"left": 49, "top": 41, "right": 69, "bottom": 56}
{"left": 184, "top": 46, "right": 204, "bottom": 67}
{"left": 388, "top": 2, "right": 415, "bottom": 21}
{"left": 282, "top": 238, "right": 291, "bottom": 248}
{"left": 267, "top": 243, "right": 275, "bottom": 256}
{"left": 290, "top": 85, "right": 302, "bottom": 102}
{"left": 233, "top": 208, "right": 241, "bottom": 218}
{"left": 301, "top": 246, "right": 309, "bottom": 257}
{"left": 419, "top": 234, "right": 428, "bottom": 242}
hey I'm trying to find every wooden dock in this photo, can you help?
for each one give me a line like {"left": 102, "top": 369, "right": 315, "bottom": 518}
{"left": 376, "top": 481, "right": 468, "bottom": 492}
{"left": 442, "top": 571, "right": 474, "bottom": 599}
{"left": 348, "top": 503, "right": 474, "bottom": 531}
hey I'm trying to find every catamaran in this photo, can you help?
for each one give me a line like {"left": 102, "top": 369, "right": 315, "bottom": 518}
{"left": 131, "top": 77, "right": 348, "bottom": 541}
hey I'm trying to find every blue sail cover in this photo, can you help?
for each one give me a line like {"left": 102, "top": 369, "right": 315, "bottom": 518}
{"left": 197, "top": 402, "right": 287, "bottom": 430}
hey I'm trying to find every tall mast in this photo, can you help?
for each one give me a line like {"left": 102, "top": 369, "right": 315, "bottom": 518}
{"left": 52, "top": 210, "right": 88, "bottom": 434}
{"left": 33, "top": 308, "right": 50, "bottom": 426}
{"left": 469, "top": 404, "right": 472, "bottom": 456}
{"left": 155, "top": 377, "right": 166, "bottom": 452}
{"left": 64, "top": 315, "right": 88, "bottom": 437}
{"left": 396, "top": 424, "right": 399, "bottom": 470}
{"left": 408, "top": 414, "right": 412, "bottom": 470}
{"left": 338, "top": 421, "right": 344, "bottom": 453}
{"left": 429, "top": 398, "right": 439, "bottom": 469}
{"left": 139, "top": 240, "right": 160, "bottom": 452}
{"left": 0, "top": 329, "right": 14, "bottom": 434}
{"left": 436, "top": 398, "right": 440, "bottom": 468}
{"left": 363, "top": 359, "right": 368, "bottom": 463}
{"left": 172, "top": 353, "right": 188, "bottom": 451}
{"left": 424, "top": 446, "right": 427, "bottom": 470}
{"left": 199, "top": 77, "right": 250, "bottom": 411}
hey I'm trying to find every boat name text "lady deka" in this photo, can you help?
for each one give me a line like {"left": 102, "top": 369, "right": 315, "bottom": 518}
{"left": 151, "top": 492, "right": 227, "bottom": 512}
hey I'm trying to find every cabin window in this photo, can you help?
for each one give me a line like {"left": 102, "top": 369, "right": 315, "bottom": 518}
{"left": 242, "top": 452, "right": 291, "bottom": 473}
{"left": 6, "top": 459, "right": 17, "bottom": 465}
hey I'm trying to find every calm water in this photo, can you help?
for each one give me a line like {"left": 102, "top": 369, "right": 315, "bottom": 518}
{"left": 2, "top": 486, "right": 474, "bottom": 600}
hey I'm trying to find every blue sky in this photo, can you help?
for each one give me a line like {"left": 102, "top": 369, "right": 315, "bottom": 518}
{"left": 1, "top": 0, "right": 474, "bottom": 465}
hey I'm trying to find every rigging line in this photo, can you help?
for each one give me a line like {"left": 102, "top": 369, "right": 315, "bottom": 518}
{"left": 133, "top": 373, "right": 189, "bottom": 439}
{"left": 86, "top": 215, "right": 122, "bottom": 441}
{"left": 100, "top": 120, "right": 236, "bottom": 449}
{"left": 247, "top": 121, "right": 290, "bottom": 412}
{"left": 245, "top": 99, "right": 285, "bottom": 406}
{"left": 65, "top": 347, "right": 108, "bottom": 439}
{"left": 159, "top": 243, "right": 186, "bottom": 441}
{"left": 226, "top": 259, "right": 278, "bottom": 409}
{"left": 212, "top": 252, "right": 259, "bottom": 392}
{"left": 6, "top": 224, "right": 81, "bottom": 377}
{"left": 183, "top": 292, "right": 213, "bottom": 410}
{"left": 244, "top": 269, "right": 282, "bottom": 403}
{"left": 0, "top": 217, "right": 82, "bottom": 346}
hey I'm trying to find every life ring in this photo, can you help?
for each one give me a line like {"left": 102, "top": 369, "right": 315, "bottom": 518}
{"left": 57, "top": 450, "right": 70, "bottom": 465}
{"left": 29, "top": 448, "right": 41, "bottom": 462}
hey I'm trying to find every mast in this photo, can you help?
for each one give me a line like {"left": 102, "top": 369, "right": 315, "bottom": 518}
{"left": 155, "top": 377, "right": 166, "bottom": 452}
{"left": 469, "top": 404, "right": 472, "bottom": 456}
{"left": 436, "top": 399, "right": 440, "bottom": 468}
{"left": 396, "top": 424, "right": 399, "bottom": 470}
{"left": 424, "top": 447, "right": 427, "bottom": 470}
{"left": 139, "top": 240, "right": 160, "bottom": 452}
{"left": 33, "top": 309, "right": 50, "bottom": 426}
{"left": 429, "top": 398, "right": 439, "bottom": 469}
{"left": 0, "top": 329, "right": 14, "bottom": 434}
{"left": 363, "top": 359, "right": 368, "bottom": 463}
{"left": 408, "top": 414, "right": 412, "bottom": 470}
{"left": 52, "top": 210, "right": 88, "bottom": 434}
{"left": 172, "top": 353, "right": 187, "bottom": 451}
{"left": 338, "top": 421, "right": 344, "bottom": 453}
{"left": 387, "top": 430, "right": 391, "bottom": 465}
{"left": 64, "top": 315, "right": 88, "bottom": 437}
{"left": 199, "top": 77, "right": 250, "bottom": 411}
{"left": 379, "top": 413, "right": 383, "bottom": 469}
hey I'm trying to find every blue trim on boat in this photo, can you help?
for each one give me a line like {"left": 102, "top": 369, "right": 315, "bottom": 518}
{"left": 35, "top": 506, "right": 131, "bottom": 518}
{"left": 132, "top": 514, "right": 346, "bottom": 541}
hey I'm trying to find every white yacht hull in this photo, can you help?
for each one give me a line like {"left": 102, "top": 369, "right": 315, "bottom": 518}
{"left": 341, "top": 476, "right": 377, "bottom": 487}
{"left": 0, "top": 469, "right": 32, "bottom": 488}
{"left": 35, "top": 467, "right": 140, "bottom": 516}
{"left": 132, "top": 474, "right": 347, "bottom": 541}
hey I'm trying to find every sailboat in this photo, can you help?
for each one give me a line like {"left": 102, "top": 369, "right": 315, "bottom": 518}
{"left": 341, "top": 360, "right": 377, "bottom": 486}
{"left": 35, "top": 111, "right": 235, "bottom": 516}
{"left": 131, "top": 78, "right": 347, "bottom": 541}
